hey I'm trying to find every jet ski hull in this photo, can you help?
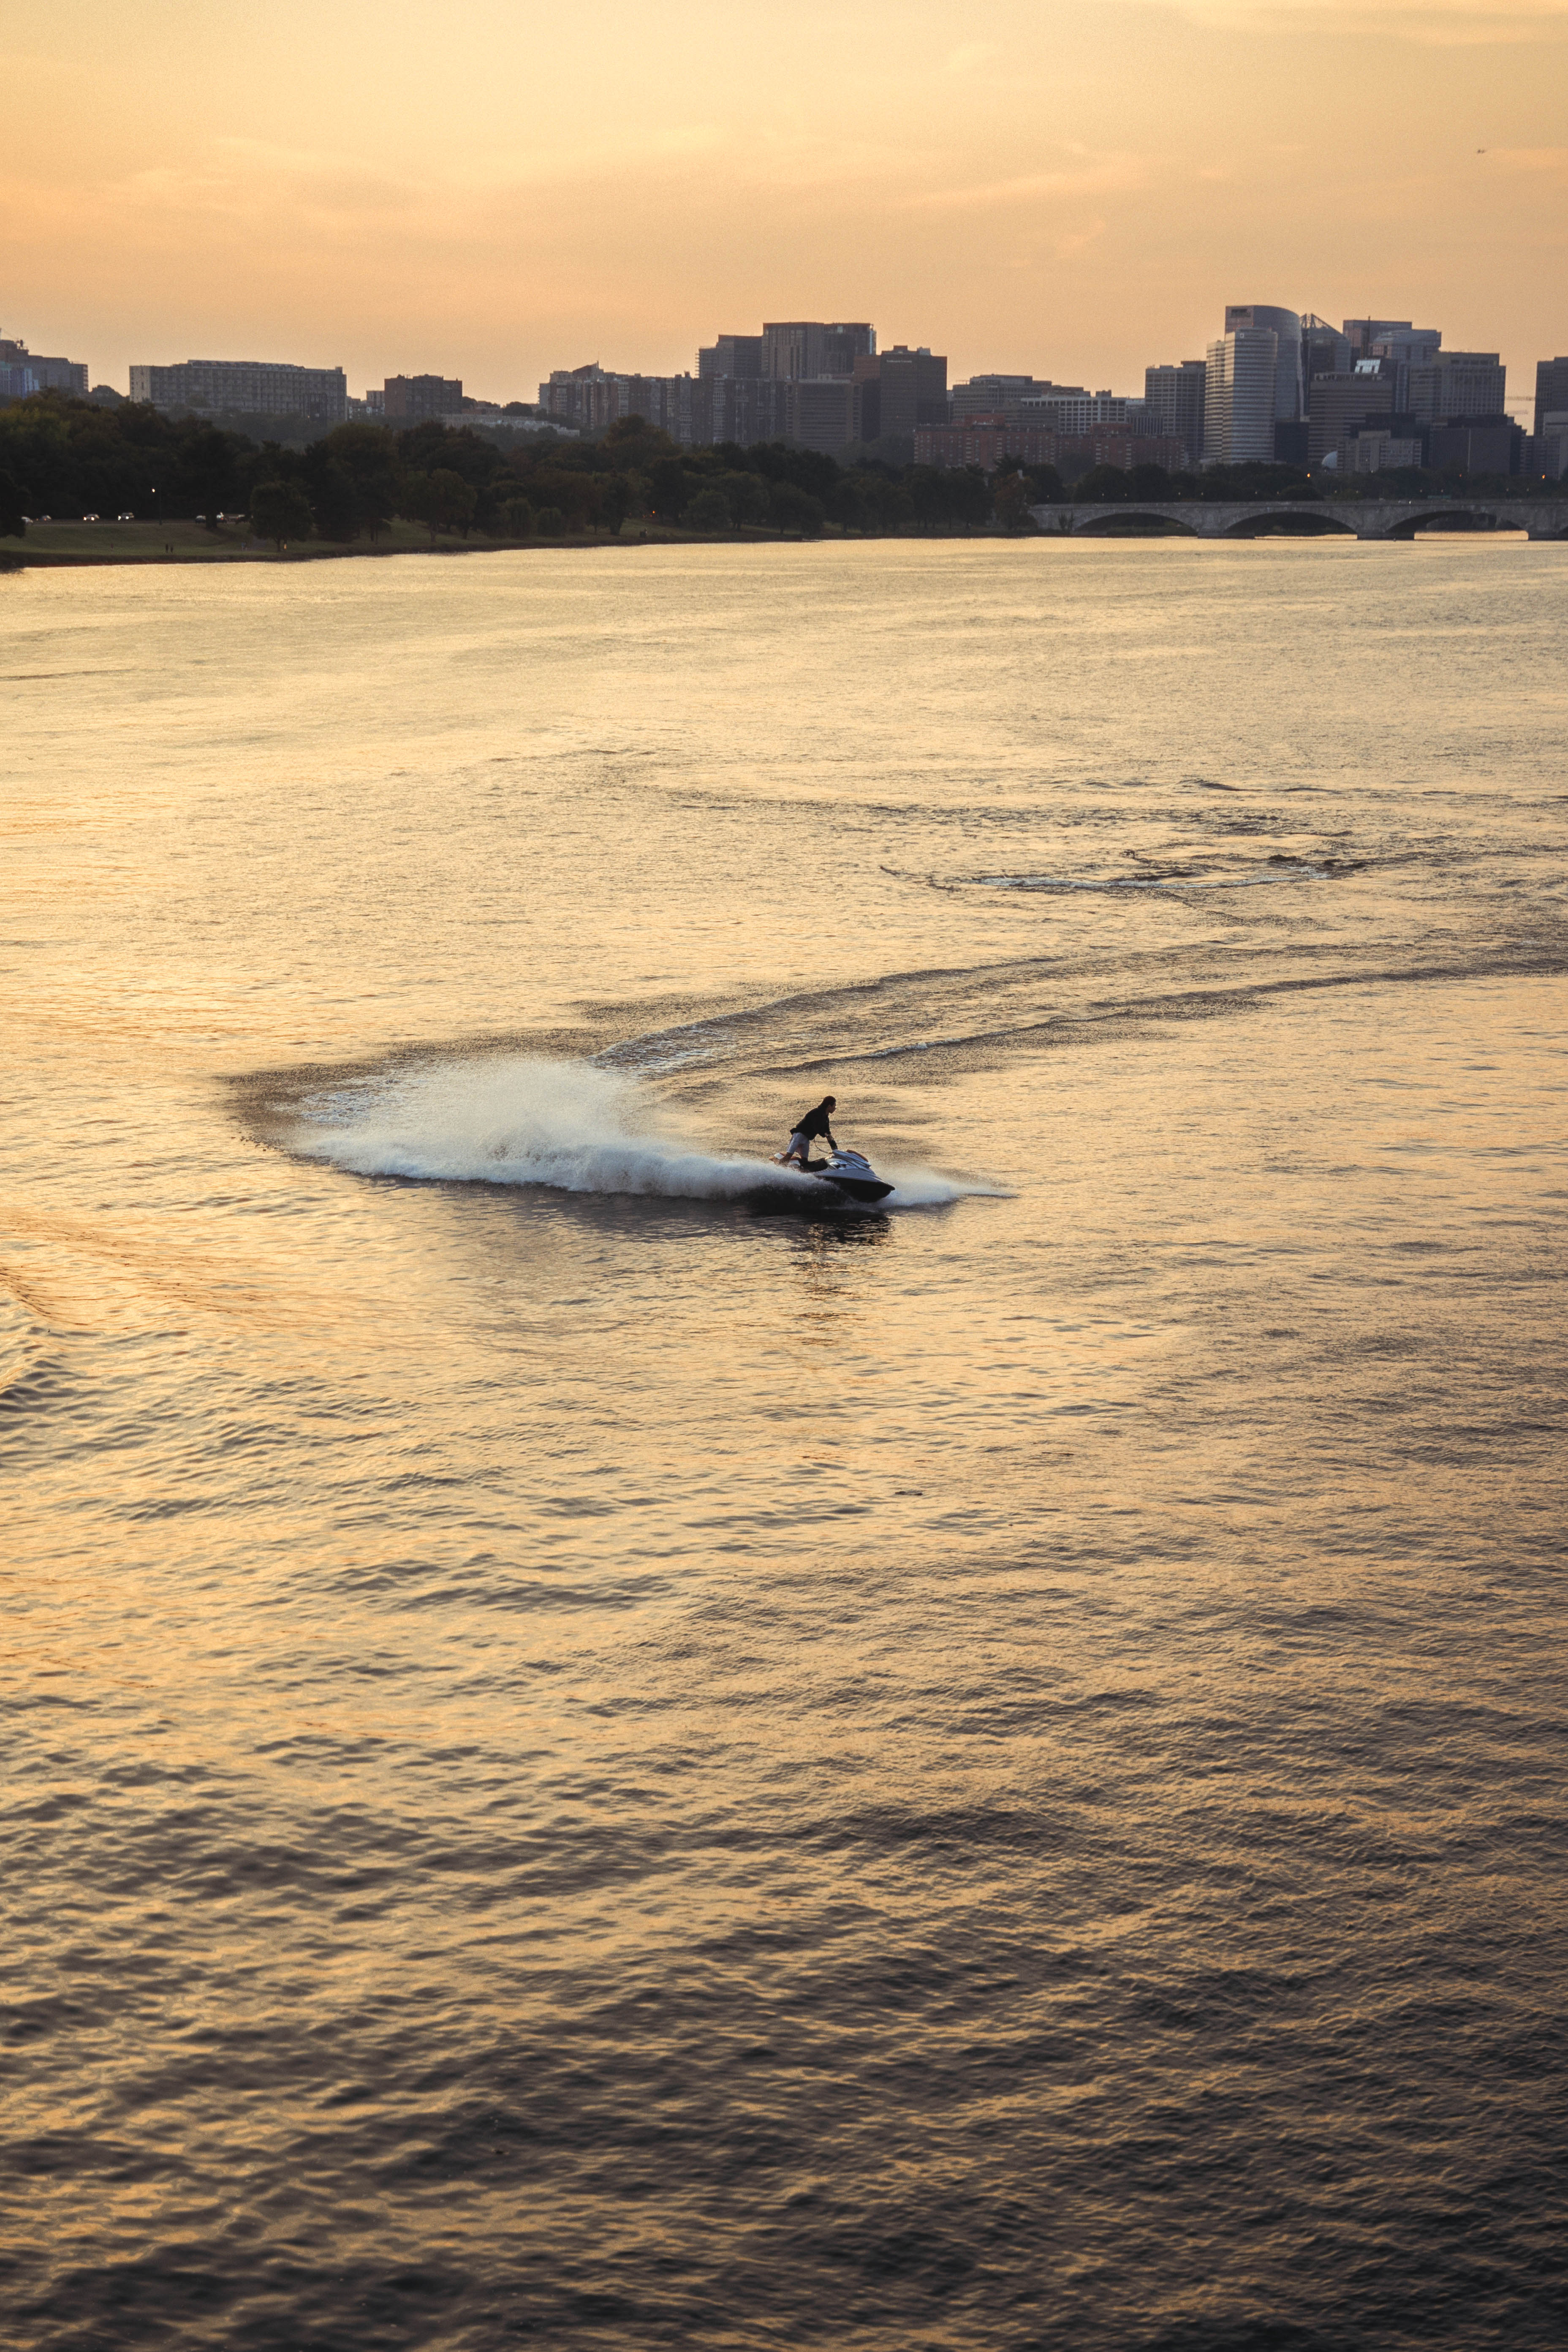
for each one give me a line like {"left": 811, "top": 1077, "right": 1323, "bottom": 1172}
{"left": 816, "top": 1174, "right": 894, "bottom": 1204}
{"left": 768, "top": 1148, "right": 892, "bottom": 1207}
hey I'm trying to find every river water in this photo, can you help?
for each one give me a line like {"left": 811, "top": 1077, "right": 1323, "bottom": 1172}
{"left": 5, "top": 539, "right": 1567, "bottom": 2349}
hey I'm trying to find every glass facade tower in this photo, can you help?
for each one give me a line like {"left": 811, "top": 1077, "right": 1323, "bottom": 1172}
{"left": 1204, "top": 329, "right": 1280, "bottom": 463}
{"left": 1223, "top": 305, "right": 1303, "bottom": 424}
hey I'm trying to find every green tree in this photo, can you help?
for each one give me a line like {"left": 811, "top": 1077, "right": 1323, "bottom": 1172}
{"left": 856, "top": 472, "right": 915, "bottom": 532}
{"left": 766, "top": 479, "right": 825, "bottom": 535}
{"left": 747, "top": 442, "right": 840, "bottom": 499}
{"left": 430, "top": 467, "right": 476, "bottom": 536}
{"left": 250, "top": 479, "right": 314, "bottom": 549}
{"left": 685, "top": 485, "right": 732, "bottom": 532}
{"left": 496, "top": 497, "right": 535, "bottom": 537}
{"left": 993, "top": 468, "right": 1034, "bottom": 529}
{"left": 1075, "top": 463, "right": 1133, "bottom": 503}
{"left": 320, "top": 423, "right": 400, "bottom": 540}
{"left": 533, "top": 505, "right": 564, "bottom": 536}
{"left": 185, "top": 424, "right": 242, "bottom": 530}
{"left": 0, "top": 468, "right": 25, "bottom": 536}
{"left": 309, "top": 460, "right": 360, "bottom": 542}
{"left": 400, "top": 472, "right": 438, "bottom": 536}
{"left": 401, "top": 467, "right": 477, "bottom": 539}
{"left": 715, "top": 469, "right": 767, "bottom": 525}
{"left": 526, "top": 465, "right": 599, "bottom": 530}
{"left": 646, "top": 456, "right": 693, "bottom": 520}
{"left": 599, "top": 473, "right": 636, "bottom": 535}
{"left": 601, "top": 415, "right": 679, "bottom": 472}
{"left": 1127, "top": 462, "right": 1174, "bottom": 502}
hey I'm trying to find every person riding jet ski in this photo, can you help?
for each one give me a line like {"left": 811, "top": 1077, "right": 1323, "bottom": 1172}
{"left": 773, "top": 1099, "right": 893, "bottom": 1202}
{"left": 775, "top": 1096, "right": 838, "bottom": 1169}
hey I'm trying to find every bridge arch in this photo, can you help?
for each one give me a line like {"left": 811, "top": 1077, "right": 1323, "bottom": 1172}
{"left": 1070, "top": 508, "right": 1199, "bottom": 537}
{"left": 1373, "top": 503, "right": 1502, "bottom": 539}
{"left": 1216, "top": 508, "right": 1354, "bottom": 538}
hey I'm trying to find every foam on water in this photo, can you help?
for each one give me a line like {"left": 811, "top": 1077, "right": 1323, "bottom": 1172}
{"left": 292, "top": 1054, "right": 981, "bottom": 1209}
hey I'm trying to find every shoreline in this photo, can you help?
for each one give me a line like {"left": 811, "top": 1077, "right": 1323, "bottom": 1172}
{"left": 0, "top": 518, "right": 749, "bottom": 569}
{"left": 1, "top": 514, "right": 1545, "bottom": 571}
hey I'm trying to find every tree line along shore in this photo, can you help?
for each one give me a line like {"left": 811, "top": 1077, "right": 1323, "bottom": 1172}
{"left": 1, "top": 391, "right": 1560, "bottom": 563}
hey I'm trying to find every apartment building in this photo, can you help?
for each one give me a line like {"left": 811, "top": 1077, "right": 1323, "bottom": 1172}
{"left": 128, "top": 358, "right": 347, "bottom": 420}
{"left": 913, "top": 423, "right": 1188, "bottom": 475}
{"left": 383, "top": 374, "right": 462, "bottom": 421}
{"left": 1021, "top": 389, "right": 1144, "bottom": 436}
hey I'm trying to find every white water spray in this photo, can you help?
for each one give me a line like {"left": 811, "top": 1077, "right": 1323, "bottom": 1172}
{"left": 291, "top": 1055, "right": 982, "bottom": 1209}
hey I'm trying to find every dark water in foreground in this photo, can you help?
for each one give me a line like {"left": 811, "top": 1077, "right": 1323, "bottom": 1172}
{"left": 5, "top": 540, "right": 1567, "bottom": 2348}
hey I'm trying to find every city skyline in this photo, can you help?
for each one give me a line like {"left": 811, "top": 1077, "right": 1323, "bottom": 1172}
{"left": 18, "top": 305, "right": 1557, "bottom": 482}
{"left": 5, "top": 0, "right": 1564, "bottom": 418}
{"left": 10, "top": 294, "right": 1546, "bottom": 437}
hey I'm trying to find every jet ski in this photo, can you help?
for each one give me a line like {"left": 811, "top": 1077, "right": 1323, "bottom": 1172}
{"left": 806, "top": 1147, "right": 894, "bottom": 1205}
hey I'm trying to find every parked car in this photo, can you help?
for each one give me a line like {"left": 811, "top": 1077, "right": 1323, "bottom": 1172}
{"left": 82, "top": 512, "right": 101, "bottom": 522}
{"left": 117, "top": 511, "right": 134, "bottom": 521}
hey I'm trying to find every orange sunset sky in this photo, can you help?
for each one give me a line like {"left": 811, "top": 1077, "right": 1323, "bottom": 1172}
{"left": 4, "top": 0, "right": 1565, "bottom": 413}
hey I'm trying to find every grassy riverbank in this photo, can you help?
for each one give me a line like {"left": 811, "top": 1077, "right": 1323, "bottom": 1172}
{"left": 0, "top": 516, "right": 766, "bottom": 567}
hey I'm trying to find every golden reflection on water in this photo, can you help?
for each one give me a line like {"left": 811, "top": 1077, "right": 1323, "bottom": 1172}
{"left": 4, "top": 543, "right": 1567, "bottom": 2347}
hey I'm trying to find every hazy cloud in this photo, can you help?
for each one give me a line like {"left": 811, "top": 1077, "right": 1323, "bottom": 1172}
{"left": 907, "top": 158, "right": 1150, "bottom": 213}
{"left": 1170, "top": 0, "right": 1568, "bottom": 38}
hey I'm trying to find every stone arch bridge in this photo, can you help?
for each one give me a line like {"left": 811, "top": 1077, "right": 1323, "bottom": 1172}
{"left": 1027, "top": 498, "right": 1568, "bottom": 541}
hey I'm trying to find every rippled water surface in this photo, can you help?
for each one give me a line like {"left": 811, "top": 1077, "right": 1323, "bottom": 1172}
{"left": 5, "top": 539, "right": 1568, "bottom": 2349}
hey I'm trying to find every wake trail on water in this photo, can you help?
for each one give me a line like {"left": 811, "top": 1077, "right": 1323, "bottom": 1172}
{"left": 291, "top": 1055, "right": 984, "bottom": 1210}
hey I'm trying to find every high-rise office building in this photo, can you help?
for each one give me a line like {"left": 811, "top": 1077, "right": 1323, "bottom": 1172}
{"left": 1203, "top": 329, "right": 1280, "bottom": 463}
{"left": 384, "top": 374, "right": 463, "bottom": 421}
{"left": 1301, "top": 316, "right": 1351, "bottom": 388}
{"left": 1329, "top": 430, "right": 1424, "bottom": 476}
{"left": 128, "top": 358, "right": 347, "bottom": 420}
{"left": 1408, "top": 352, "right": 1505, "bottom": 423}
{"left": 951, "top": 375, "right": 1072, "bottom": 421}
{"left": 1533, "top": 357, "right": 1568, "bottom": 439}
{"left": 761, "top": 322, "right": 875, "bottom": 381}
{"left": 853, "top": 346, "right": 948, "bottom": 440}
{"left": 1223, "top": 305, "right": 1303, "bottom": 424}
{"left": 698, "top": 336, "right": 765, "bottom": 380}
{"left": 949, "top": 375, "right": 1092, "bottom": 424}
{"left": 1351, "top": 324, "right": 1442, "bottom": 412}
{"left": 783, "top": 378, "right": 857, "bottom": 454}
{"left": 1143, "top": 361, "right": 1207, "bottom": 464}
{"left": 0, "top": 331, "right": 88, "bottom": 396}
{"left": 1307, "top": 368, "right": 1395, "bottom": 465}
{"left": 1342, "top": 318, "right": 1440, "bottom": 365}
{"left": 1427, "top": 419, "right": 1522, "bottom": 475}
